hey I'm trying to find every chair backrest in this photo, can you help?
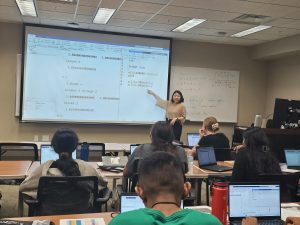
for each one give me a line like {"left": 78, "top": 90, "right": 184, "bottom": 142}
{"left": 257, "top": 173, "right": 300, "bottom": 202}
{"left": 34, "top": 176, "right": 98, "bottom": 216}
{"left": 77, "top": 142, "right": 105, "bottom": 161}
{"left": 231, "top": 126, "right": 248, "bottom": 147}
{"left": 0, "top": 143, "right": 38, "bottom": 161}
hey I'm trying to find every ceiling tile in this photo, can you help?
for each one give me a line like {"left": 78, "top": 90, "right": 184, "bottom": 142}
{"left": 76, "top": 5, "right": 96, "bottom": 16}
{"left": 108, "top": 18, "right": 145, "bottom": 28}
{"left": 79, "top": 0, "right": 100, "bottom": 7}
{"left": 113, "top": 10, "right": 152, "bottom": 21}
{"left": 160, "top": 6, "right": 240, "bottom": 22}
{"left": 0, "top": 0, "right": 16, "bottom": 7}
{"left": 131, "top": 0, "right": 171, "bottom": 4}
{"left": 39, "top": 11, "right": 74, "bottom": 21}
{"left": 200, "top": 21, "right": 253, "bottom": 32}
{"left": 142, "top": 22, "right": 177, "bottom": 31}
{"left": 149, "top": 15, "right": 189, "bottom": 25}
{"left": 76, "top": 14, "right": 92, "bottom": 23}
{"left": 22, "top": 17, "right": 40, "bottom": 24}
{"left": 247, "top": 0, "right": 300, "bottom": 7}
{"left": 37, "top": 1, "right": 76, "bottom": 14}
{"left": 120, "top": 1, "right": 165, "bottom": 13}
{"left": 100, "top": 0, "right": 125, "bottom": 9}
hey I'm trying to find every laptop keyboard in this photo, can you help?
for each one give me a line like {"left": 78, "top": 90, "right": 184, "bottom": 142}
{"left": 204, "top": 165, "right": 232, "bottom": 171}
{"left": 231, "top": 220, "right": 284, "bottom": 225}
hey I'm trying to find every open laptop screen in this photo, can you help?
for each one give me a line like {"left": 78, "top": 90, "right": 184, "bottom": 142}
{"left": 229, "top": 184, "right": 280, "bottom": 218}
{"left": 187, "top": 133, "right": 200, "bottom": 146}
{"left": 284, "top": 149, "right": 300, "bottom": 166}
{"left": 197, "top": 146, "right": 216, "bottom": 166}
{"left": 40, "top": 144, "right": 76, "bottom": 163}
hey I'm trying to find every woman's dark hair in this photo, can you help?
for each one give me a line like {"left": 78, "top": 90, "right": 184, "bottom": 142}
{"left": 171, "top": 90, "right": 184, "bottom": 103}
{"left": 51, "top": 128, "right": 80, "bottom": 176}
{"left": 150, "top": 121, "right": 178, "bottom": 154}
{"left": 243, "top": 127, "right": 281, "bottom": 175}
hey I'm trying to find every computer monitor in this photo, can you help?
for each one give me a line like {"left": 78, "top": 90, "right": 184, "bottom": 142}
{"left": 187, "top": 133, "right": 200, "bottom": 146}
{"left": 273, "top": 98, "right": 300, "bottom": 128}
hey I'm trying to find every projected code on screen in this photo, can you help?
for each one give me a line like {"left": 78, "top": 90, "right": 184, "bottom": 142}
{"left": 23, "top": 34, "right": 169, "bottom": 123}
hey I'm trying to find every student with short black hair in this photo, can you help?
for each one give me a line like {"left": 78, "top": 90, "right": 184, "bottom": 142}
{"left": 109, "top": 151, "right": 222, "bottom": 225}
{"left": 20, "top": 128, "right": 107, "bottom": 199}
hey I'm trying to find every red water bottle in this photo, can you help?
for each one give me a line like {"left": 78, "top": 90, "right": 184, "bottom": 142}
{"left": 211, "top": 182, "right": 228, "bottom": 225}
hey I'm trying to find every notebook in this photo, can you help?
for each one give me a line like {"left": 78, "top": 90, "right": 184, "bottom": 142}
{"left": 284, "top": 149, "right": 300, "bottom": 170}
{"left": 130, "top": 144, "right": 140, "bottom": 155}
{"left": 228, "top": 183, "right": 283, "bottom": 225}
{"left": 197, "top": 146, "right": 232, "bottom": 172}
{"left": 187, "top": 133, "right": 201, "bottom": 147}
{"left": 40, "top": 144, "right": 76, "bottom": 164}
{"left": 101, "top": 156, "right": 128, "bottom": 168}
{"left": 120, "top": 193, "right": 184, "bottom": 213}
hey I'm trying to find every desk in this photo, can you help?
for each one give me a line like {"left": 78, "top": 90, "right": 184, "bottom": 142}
{"left": 0, "top": 161, "right": 32, "bottom": 180}
{"left": 8, "top": 212, "right": 114, "bottom": 224}
{"left": 0, "top": 161, "right": 33, "bottom": 216}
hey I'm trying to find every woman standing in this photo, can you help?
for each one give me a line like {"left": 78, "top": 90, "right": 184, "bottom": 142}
{"left": 148, "top": 90, "right": 186, "bottom": 141}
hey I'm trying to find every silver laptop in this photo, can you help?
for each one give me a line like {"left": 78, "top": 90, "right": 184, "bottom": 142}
{"left": 229, "top": 183, "right": 283, "bottom": 225}
{"left": 40, "top": 144, "right": 76, "bottom": 164}
{"left": 197, "top": 146, "right": 232, "bottom": 172}
{"left": 120, "top": 193, "right": 183, "bottom": 213}
{"left": 284, "top": 149, "right": 300, "bottom": 170}
{"left": 102, "top": 156, "right": 128, "bottom": 168}
{"left": 187, "top": 133, "right": 200, "bottom": 147}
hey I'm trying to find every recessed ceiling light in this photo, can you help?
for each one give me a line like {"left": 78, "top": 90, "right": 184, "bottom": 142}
{"left": 93, "top": 8, "right": 116, "bottom": 24}
{"left": 16, "top": 0, "right": 37, "bottom": 17}
{"left": 172, "top": 18, "right": 206, "bottom": 32}
{"left": 231, "top": 25, "right": 272, "bottom": 37}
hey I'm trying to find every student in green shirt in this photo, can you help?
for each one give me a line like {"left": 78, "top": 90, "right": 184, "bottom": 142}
{"left": 109, "top": 151, "right": 222, "bottom": 225}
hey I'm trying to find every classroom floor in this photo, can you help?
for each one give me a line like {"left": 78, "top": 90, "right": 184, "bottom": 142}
{"left": 0, "top": 180, "right": 209, "bottom": 218}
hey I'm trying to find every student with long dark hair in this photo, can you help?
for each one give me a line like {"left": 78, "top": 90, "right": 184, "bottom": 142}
{"left": 20, "top": 128, "right": 107, "bottom": 199}
{"left": 123, "top": 121, "right": 187, "bottom": 177}
{"left": 148, "top": 90, "right": 186, "bottom": 141}
{"left": 231, "top": 127, "right": 281, "bottom": 181}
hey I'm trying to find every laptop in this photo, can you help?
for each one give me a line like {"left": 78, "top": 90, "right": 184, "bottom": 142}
{"left": 229, "top": 183, "right": 284, "bottom": 225}
{"left": 187, "top": 133, "right": 201, "bottom": 147}
{"left": 101, "top": 156, "right": 128, "bottom": 168}
{"left": 214, "top": 148, "right": 233, "bottom": 161}
{"left": 284, "top": 149, "right": 300, "bottom": 170}
{"left": 197, "top": 146, "right": 232, "bottom": 172}
{"left": 120, "top": 193, "right": 184, "bottom": 213}
{"left": 130, "top": 144, "right": 140, "bottom": 155}
{"left": 40, "top": 144, "right": 76, "bottom": 164}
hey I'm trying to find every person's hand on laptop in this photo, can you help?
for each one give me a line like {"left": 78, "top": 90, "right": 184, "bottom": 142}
{"left": 242, "top": 217, "right": 258, "bottom": 225}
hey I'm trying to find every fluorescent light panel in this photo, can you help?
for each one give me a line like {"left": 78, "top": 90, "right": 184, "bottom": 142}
{"left": 93, "top": 8, "right": 116, "bottom": 24}
{"left": 231, "top": 25, "right": 272, "bottom": 37}
{"left": 173, "top": 18, "right": 206, "bottom": 32}
{"left": 16, "top": 0, "right": 37, "bottom": 17}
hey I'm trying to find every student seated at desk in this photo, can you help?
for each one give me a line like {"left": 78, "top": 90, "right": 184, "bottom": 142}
{"left": 231, "top": 127, "right": 281, "bottom": 182}
{"left": 19, "top": 128, "right": 107, "bottom": 199}
{"left": 109, "top": 152, "right": 222, "bottom": 225}
{"left": 191, "top": 116, "right": 230, "bottom": 157}
{"left": 123, "top": 121, "right": 188, "bottom": 177}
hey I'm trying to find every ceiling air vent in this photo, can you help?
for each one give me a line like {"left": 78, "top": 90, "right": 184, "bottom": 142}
{"left": 230, "top": 14, "right": 272, "bottom": 25}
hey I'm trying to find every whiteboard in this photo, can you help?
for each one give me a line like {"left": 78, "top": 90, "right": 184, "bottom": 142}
{"left": 170, "top": 66, "right": 239, "bottom": 122}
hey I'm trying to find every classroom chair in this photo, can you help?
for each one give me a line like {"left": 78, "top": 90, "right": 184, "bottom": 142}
{"left": 24, "top": 176, "right": 111, "bottom": 216}
{"left": 0, "top": 143, "right": 38, "bottom": 161}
